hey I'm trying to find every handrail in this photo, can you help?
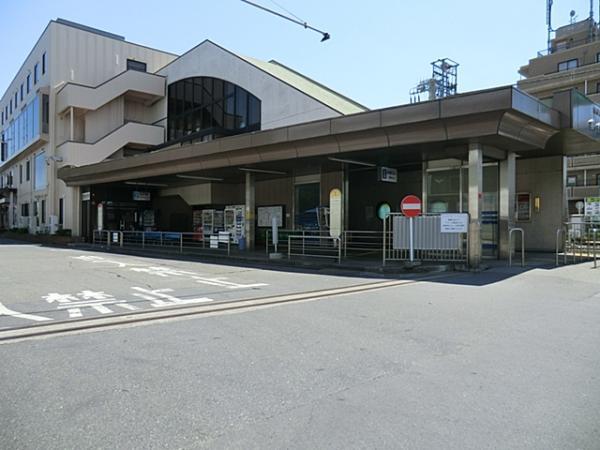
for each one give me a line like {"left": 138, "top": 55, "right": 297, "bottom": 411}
{"left": 508, "top": 227, "right": 525, "bottom": 268}
{"left": 287, "top": 234, "right": 341, "bottom": 263}
{"left": 555, "top": 227, "right": 564, "bottom": 267}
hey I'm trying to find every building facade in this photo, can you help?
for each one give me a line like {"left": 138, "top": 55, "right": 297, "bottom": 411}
{"left": 4, "top": 18, "right": 600, "bottom": 267}
{"left": 518, "top": 17, "right": 600, "bottom": 214}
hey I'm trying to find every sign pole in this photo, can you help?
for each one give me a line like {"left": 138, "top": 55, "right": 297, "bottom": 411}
{"left": 409, "top": 216, "right": 414, "bottom": 262}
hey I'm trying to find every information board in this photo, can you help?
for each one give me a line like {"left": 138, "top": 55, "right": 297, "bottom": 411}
{"left": 585, "top": 197, "right": 600, "bottom": 218}
{"left": 257, "top": 206, "right": 283, "bottom": 227}
{"left": 440, "top": 213, "right": 469, "bottom": 233}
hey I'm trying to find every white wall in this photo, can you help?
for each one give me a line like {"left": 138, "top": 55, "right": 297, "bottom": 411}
{"left": 157, "top": 41, "right": 342, "bottom": 131}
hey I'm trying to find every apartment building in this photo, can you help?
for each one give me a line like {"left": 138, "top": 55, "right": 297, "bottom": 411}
{"left": 518, "top": 16, "right": 600, "bottom": 213}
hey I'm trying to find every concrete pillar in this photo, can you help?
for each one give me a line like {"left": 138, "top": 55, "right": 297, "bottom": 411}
{"left": 468, "top": 143, "right": 483, "bottom": 268}
{"left": 69, "top": 107, "right": 74, "bottom": 141}
{"left": 343, "top": 164, "right": 349, "bottom": 232}
{"left": 498, "top": 153, "right": 516, "bottom": 259}
{"left": 244, "top": 172, "right": 255, "bottom": 250}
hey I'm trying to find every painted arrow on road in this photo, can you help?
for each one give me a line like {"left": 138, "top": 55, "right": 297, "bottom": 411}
{"left": 0, "top": 302, "right": 52, "bottom": 322}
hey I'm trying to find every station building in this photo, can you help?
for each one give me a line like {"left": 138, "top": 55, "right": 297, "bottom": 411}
{"left": 3, "top": 18, "right": 600, "bottom": 267}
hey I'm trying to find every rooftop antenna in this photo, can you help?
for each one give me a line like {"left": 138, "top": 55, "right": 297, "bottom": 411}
{"left": 546, "top": 0, "right": 554, "bottom": 52}
{"left": 240, "top": 0, "right": 331, "bottom": 42}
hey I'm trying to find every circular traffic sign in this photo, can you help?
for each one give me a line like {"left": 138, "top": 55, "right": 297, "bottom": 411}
{"left": 401, "top": 195, "right": 422, "bottom": 218}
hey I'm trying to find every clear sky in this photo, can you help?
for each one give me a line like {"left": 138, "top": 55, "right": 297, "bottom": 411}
{"left": 1, "top": 0, "right": 596, "bottom": 108}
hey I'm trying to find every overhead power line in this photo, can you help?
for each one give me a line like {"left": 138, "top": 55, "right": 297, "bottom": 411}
{"left": 241, "top": 0, "right": 331, "bottom": 42}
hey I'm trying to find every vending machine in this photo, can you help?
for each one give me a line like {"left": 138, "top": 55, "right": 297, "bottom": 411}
{"left": 224, "top": 205, "right": 245, "bottom": 244}
{"left": 202, "top": 209, "right": 225, "bottom": 236}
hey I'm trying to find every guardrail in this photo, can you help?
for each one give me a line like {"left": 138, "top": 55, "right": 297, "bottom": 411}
{"left": 556, "top": 221, "right": 600, "bottom": 267}
{"left": 92, "top": 230, "right": 231, "bottom": 255}
{"left": 264, "top": 229, "right": 328, "bottom": 256}
{"left": 508, "top": 227, "right": 525, "bottom": 268}
{"left": 287, "top": 235, "right": 342, "bottom": 263}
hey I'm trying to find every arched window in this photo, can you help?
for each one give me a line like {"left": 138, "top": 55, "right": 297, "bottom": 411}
{"left": 167, "top": 77, "right": 261, "bottom": 142}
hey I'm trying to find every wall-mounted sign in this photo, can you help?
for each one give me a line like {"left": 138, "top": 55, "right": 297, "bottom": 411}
{"left": 440, "top": 213, "right": 469, "bottom": 233}
{"left": 82, "top": 192, "right": 91, "bottom": 201}
{"left": 585, "top": 197, "right": 600, "bottom": 219}
{"left": 329, "top": 188, "right": 342, "bottom": 238}
{"left": 378, "top": 166, "right": 398, "bottom": 183}
{"left": 132, "top": 191, "right": 151, "bottom": 201}
{"left": 516, "top": 193, "right": 531, "bottom": 221}
{"left": 377, "top": 202, "right": 391, "bottom": 220}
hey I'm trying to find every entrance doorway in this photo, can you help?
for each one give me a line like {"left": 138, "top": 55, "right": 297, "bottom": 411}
{"left": 294, "top": 182, "right": 320, "bottom": 229}
{"left": 426, "top": 163, "right": 499, "bottom": 258}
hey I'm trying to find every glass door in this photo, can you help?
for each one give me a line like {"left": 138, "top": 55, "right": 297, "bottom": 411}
{"left": 295, "top": 183, "right": 320, "bottom": 230}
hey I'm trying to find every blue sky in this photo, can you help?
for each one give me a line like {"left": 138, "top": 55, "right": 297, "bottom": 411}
{"left": 1, "top": 0, "right": 595, "bottom": 108}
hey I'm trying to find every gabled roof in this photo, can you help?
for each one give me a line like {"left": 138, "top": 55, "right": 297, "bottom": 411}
{"left": 238, "top": 55, "right": 369, "bottom": 115}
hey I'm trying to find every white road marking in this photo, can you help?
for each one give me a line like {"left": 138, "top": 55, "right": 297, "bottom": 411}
{"left": 68, "top": 308, "right": 82, "bottom": 318}
{"left": 92, "top": 305, "right": 113, "bottom": 314}
{"left": 131, "top": 287, "right": 213, "bottom": 307}
{"left": 116, "top": 303, "right": 138, "bottom": 311}
{"left": 0, "top": 302, "right": 52, "bottom": 322}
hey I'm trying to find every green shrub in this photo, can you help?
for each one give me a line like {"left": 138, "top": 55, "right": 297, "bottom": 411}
{"left": 55, "top": 229, "right": 72, "bottom": 237}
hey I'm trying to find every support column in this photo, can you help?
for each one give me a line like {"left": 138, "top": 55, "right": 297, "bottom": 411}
{"left": 343, "top": 163, "right": 349, "bottom": 232}
{"left": 69, "top": 107, "right": 74, "bottom": 141}
{"left": 245, "top": 172, "right": 255, "bottom": 250}
{"left": 498, "top": 153, "right": 516, "bottom": 259}
{"left": 468, "top": 143, "right": 483, "bottom": 268}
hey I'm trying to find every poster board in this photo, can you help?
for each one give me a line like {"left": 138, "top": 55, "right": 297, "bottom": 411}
{"left": 585, "top": 197, "right": 600, "bottom": 219}
{"left": 257, "top": 205, "right": 284, "bottom": 227}
{"left": 440, "top": 213, "right": 469, "bottom": 233}
{"left": 516, "top": 193, "right": 531, "bottom": 222}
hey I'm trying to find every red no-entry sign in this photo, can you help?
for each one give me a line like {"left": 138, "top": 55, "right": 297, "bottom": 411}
{"left": 401, "top": 195, "right": 422, "bottom": 218}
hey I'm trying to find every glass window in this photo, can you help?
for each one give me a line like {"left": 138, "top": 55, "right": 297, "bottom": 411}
{"left": 167, "top": 77, "right": 260, "bottom": 141}
{"left": 34, "top": 63, "right": 39, "bottom": 84}
{"left": 14, "top": 92, "right": 18, "bottom": 108}
{"left": 26, "top": 160, "right": 30, "bottom": 181}
{"left": 42, "top": 52, "right": 46, "bottom": 74}
{"left": 20, "top": 84, "right": 23, "bottom": 101}
{"left": 126, "top": 59, "right": 146, "bottom": 72}
{"left": 34, "top": 151, "right": 46, "bottom": 191}
{"left": 558, "top": 59, "right": 578, "bottom": 72}
{"left": 27, "top": 74, "right": 31, "bottom": 93}
{"left": 19, "top": 164, "right": 22, "bottom": 184}
{"left": 41, "top": 199, "right": 46, "bottom": 223}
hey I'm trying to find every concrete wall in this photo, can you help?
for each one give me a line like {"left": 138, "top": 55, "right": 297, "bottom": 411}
{"left": 516, "top": 156, "right": 565, "bottom": 252}
{"left": 157, "top": 41, "right": 343, "bottom": 131}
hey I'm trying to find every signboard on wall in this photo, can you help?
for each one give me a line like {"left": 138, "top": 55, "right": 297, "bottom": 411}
{"left": 257, "top": 206, "right": 283, "bottom": 227}
{"left": 378, "top": 167, "right": 398, "bottom": 183}
{"left": 516, "top": 193, "right": 531, "bottom": 221}
{"left": 132, "top": 191, "right": 151, "bottom": 201}
{"left": 82, "top": 192, "right": 91, "bottom": 201}
{"left": 440, "top": 213, "right": 469, "bottom": 233}
{"left": 584, "top": 197, "right": 600, "bottom": 218}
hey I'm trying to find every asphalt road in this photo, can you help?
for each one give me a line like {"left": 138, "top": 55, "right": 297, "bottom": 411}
{"left": 1, "top": 242, "right": 599, "bottom": 449}
{"left": 0, "top": 240, "right": 379, "bottom": 330}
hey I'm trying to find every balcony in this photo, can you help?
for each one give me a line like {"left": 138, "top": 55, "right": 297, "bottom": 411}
{"left": 56, "top": 121, "right": 164, "bottom": 167}
{"left": 567, "top": 185, "right": 600, "bottom": 199}
{"left": 56, "top": 70, "right": 165, "bottom": 114}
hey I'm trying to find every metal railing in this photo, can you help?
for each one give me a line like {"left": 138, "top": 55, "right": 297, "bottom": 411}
{"left": 264, "top": 229, "right": 328, "bottom": 256}
{"left": 383, "top": 213, "right": 468, "bottom": 265}
{"left": 343, "top": 230, "right": 385, "bottom": 258}
{"left": 556, "top": 221, "right": 600, "bottom": 267}
{"left": 287, "top": 235, "right": 342, "bottom": 263}
{"left": 92, "top": 230, "right": 231, "bottom": 256}
{"left": 508, "top": 227, "right": 525, "bottom": 267}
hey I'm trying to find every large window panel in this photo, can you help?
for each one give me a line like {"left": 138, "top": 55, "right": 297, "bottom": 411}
{"left": 167, "top": 77, "right": 260, "bottom": 141}
{"left": 34, "top": 151, "right": 46, "bottom": 191}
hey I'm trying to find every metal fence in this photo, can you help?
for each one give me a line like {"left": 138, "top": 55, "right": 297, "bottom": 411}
{"left": 93, "top": 230, "right": 231, "bottom": 255}
{"left": 287, "top": 235, "right": 342, "bottom": 262}
{"left": 382, "top": 213, "right": 468, "bottom": 265}
{"left": 556, "top": 221, "right": 600, "bottom": 267}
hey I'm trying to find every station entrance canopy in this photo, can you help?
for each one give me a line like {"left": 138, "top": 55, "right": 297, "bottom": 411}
{"left": 58, "top": 86, "right": 572, "bottom": 187}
